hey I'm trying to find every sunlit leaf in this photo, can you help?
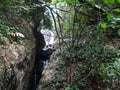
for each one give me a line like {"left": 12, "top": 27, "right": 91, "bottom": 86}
{"left": 101, "top": 23, "right": 107, "bottom": 29}
{"left": 103, "top": 0, "right": 115, "bottom": 4}
{"left": 114, "top": 8, "right": 120, "bottom": 12}
{"left": 66, "top": 0, "right": 74, "bottom": 4}
{"left": 117, "top": 0, "right": 120, "bottom": 3}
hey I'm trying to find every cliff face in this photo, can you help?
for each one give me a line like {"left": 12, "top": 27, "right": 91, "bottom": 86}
{"left": 0, "top": 13, "right": 35, "bottom": 90}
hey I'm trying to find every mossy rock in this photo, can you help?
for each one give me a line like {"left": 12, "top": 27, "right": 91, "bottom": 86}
{"left": 0, "top": 12, "right": 35, "bottom": 90}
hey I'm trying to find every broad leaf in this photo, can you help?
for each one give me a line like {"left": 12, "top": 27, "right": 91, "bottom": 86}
{"left": 103, "top": 0, "right": 115, "bottom": 4}
{"left": 114, "top": 8, "right": 120, "bottom": 12}
{"left": 117, "top": 0, "right": 120, "bottom": 3}
{"left": 106, "top": 14, "right": 113, "bottom": 21}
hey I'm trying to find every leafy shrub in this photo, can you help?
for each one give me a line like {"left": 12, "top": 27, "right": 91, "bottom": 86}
{"left": 53, "top": 1, "right": 120, "bottom": 89}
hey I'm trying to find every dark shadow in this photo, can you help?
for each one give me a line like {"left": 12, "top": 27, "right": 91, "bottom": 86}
{"left": 29, "top": 29, "right": 55, "bottom": 90}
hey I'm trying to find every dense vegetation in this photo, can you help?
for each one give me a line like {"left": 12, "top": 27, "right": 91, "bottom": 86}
{"left": 0, "top": 0, "right": 120, "bottom": 90}
{"left": 40, "top": 0, "right": 120, "bottom": 90}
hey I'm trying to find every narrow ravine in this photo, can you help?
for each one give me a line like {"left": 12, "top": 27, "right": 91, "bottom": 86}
{"left": 29, "top": 29, "right": 55, "bottom": 90}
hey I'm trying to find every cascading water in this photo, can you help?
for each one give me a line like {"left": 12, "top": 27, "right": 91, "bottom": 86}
{"left": 31, "top": 29, "right": 55, "bottom": 90}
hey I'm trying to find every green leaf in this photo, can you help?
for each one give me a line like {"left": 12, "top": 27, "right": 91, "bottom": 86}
{"left": 117, "top": 0, "right": 120, "bottom": 3}
{"left": 88, "top": 0, "right": 95, "bottom": 4}
{"left": 66, "top": 0, "right": 74, "bottom": 4}
{"left": 45, "top": 0, "right": 51, "bottom": 3}
{"left": 60, "top": 67, "right": 66, "bottom": 73}
{"left": 118, "top": 29, "right": 120, "bottom": 36}
{"left": 65, "top": 85, "right": 73, "bottom": 90}
{"left": 114, "top": 8, "right": 120, "bottom": 12}
{"left": 103, "top": 0, "right": 115, "bottom": 4}
{"left": 1, "top": 36, "right": 8, "bottom": 42}
{"left": 101, "top": 23, "right": 107, "bottom": 29}
{"left": 61, "top": 0, "right": 65, "bottom": 2}
{"left": 106, "top": 14, "right": 113, "bottom": 21}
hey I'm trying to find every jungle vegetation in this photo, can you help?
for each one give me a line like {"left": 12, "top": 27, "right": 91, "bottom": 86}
{"left": 0, "top": 0, "right": 120, "bottom": 90}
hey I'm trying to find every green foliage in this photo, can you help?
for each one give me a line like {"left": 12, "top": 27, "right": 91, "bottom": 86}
{"left": 114, "top": 8, "right": 120, "bottom": 13}
{"left": 65, "top": 85, "right": 73, "bottom": 90}
{"left": 0, "top": 21, "right": 11, "bottom": 36}
{"left": 0, "top": 19, "right": 25, "bottom": 44}
{"left": 101, "top": 23, "right": 107, "bottom": 29}
{"left": 1, "top": 0, "right": 120, "bottom": 89}
{"left": 103, "top": 0, "right": 115, "bottom": 4}
{"left": 65, "top": 85, "right": 80, "bottom": 90}
{"left": 117, "top": 0, "right": 120, "bottom": 3}
{"left": 50, "top": 0, "right": 74, "bottom": 4}
{"left": 0, "top": 20, "right": 12, "bottom": 42}
{"left": 65, "top": 0, "right": 74, "bottom": 4}
{"left": 106, "top": 13, "right": 113, "bottom": 21}
{"left": 54, "top": 0, "right": 120, "bottom": 89}
{"left": 45, "top": 0, "right": 51, "bottom": 3}
{"left": 0, "top": 0, "right": 15, "bottom": 12}
{"left": 0, "top": 0, "right": 15, "bottom": 6}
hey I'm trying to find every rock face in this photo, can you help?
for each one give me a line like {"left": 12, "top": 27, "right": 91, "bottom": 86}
{"left": 0, "top": 13, "right": 35, "bottom": 90}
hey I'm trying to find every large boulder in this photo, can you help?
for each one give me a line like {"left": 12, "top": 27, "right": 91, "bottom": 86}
{"left": 0, "top": 13, "right": 35, "bottom": 90}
